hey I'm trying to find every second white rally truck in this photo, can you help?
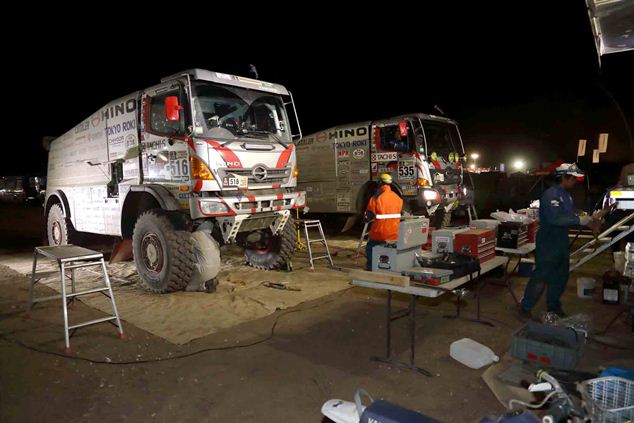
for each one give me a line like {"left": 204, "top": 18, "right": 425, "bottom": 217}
{"left": 45, "top": 69, "right": 305, "bottom": 293}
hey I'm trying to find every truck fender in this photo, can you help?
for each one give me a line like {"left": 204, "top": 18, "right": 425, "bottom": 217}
{"left": 44, "top": 190, "right": 71, "bottom": 218}
{"left": 129, "top": 185, "right": 180, "bottom": 211}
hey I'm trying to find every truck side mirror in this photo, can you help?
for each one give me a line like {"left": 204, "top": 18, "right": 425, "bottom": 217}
{"left": 165, "top": 96, "right": 183, "bottom": 121}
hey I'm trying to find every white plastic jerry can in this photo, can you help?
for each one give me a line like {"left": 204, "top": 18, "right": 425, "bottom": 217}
{"left": 450, "top": 338, "right": 500, "bottom": 369}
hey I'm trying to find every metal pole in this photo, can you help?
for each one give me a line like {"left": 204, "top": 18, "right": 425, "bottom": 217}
{"left": 28, "top": 250, "right": 38, "bottom": 312}
{"left": 386, "top": 290, "right": 392, "bottom": 359}
{"left": 409, "top": 295, "right": 416, "bottom": 367}
{"left": 60, "top": 263, "right": 70, "bottom": 351}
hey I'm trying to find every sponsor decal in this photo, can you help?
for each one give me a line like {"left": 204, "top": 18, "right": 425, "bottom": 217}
{"left": 91, "top": 113, "right": 101, "bottom": 127}
{"left": 371, "top": 152, "right": 398, "bottom": 162}
{"left": 101, "top": 99, "right": 137, "bottom": 120}
{"left": 353, "top": 148, "right": 365, "bottom": 159}
{"left": 141, "top": 138, "right": 168, "bottom": 151}
{"left": 328, "top": 127, "right": 368, "bottom": 140}
{"left": 125, "top": 134, "right": 137, "bottom": 148}
{"left": 74, "top": 120, "right": 90, "bottom": 134}
{"left": 338, "top": 149, "right": 349, "bottom": 158}
{"left": 106, "top": 119, "right": 136, "bottom": 136}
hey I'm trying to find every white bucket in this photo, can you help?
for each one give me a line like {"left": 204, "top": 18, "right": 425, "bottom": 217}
{"left": 577, "top": 277, "right": 596, "bottom": 299}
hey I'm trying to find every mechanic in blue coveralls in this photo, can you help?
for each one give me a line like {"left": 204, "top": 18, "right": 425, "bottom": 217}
{"left": 520, "top": 163, "right": 594, "bottom": 319}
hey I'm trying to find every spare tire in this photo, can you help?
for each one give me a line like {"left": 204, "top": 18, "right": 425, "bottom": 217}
{"left": 243, "top": 216, "right": 296, "bottom": 270}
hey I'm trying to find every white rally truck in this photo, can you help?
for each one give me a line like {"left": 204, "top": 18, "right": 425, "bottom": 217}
{"left": 296, "top": 113, "right": 471, "bottom": 227}
{"left": 45, "top": 69, "right": 305, "bottom": 293}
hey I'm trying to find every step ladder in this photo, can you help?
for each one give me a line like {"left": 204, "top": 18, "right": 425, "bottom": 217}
{"left": 569, "top": 213, "right": 634, "bottom": 272}
{"left": 301, "top": 220, "right": 334, "bottom": 270}
{"left": 467, "top": 204, "right": 478, "bottom": 222}
{"left": 356, "top": 220, "right": 373, "bottom": 262}
{"left": 28, "top": 245, "right": 124, "bottom": 353}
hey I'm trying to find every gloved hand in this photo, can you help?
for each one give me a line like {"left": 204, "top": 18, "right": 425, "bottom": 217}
{"left": 579, "top": 215, "right": 592, "bottom": 226}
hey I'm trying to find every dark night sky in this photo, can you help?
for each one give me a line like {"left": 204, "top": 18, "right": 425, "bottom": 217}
{"left": 4, "top": 1, "right": 633, "bottom": 176}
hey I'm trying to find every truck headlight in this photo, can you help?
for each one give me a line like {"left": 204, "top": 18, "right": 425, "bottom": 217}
{"left": 199, "top": 201, "right": 229, "bottom": 215}
{"left": 423, "top": 189, "right": 441, "bottom": 201}
{"left": 296, "top": 194, "right": 306, "bottom": 207}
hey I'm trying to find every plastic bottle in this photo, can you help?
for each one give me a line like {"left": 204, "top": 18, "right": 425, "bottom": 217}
{"left": 450, "top": 338, "right": 499, "bottom": 369}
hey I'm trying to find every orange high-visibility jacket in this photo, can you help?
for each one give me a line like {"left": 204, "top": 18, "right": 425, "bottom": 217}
{"left": 366, "top": 185, "right": 403, "bottom": 241}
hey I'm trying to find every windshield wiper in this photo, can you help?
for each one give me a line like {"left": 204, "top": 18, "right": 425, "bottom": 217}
{"left": 241, "top": 130, "right": 289, "bottom": 148}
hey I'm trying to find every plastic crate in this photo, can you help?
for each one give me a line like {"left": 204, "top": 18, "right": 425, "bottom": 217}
{"left": 511, "top": 321, "right": 584, "bottom": 369}
{"left": 580, "top": 376, "right": 634, "bottom": 423}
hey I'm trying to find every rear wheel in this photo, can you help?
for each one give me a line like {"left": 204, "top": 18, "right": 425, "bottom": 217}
{"left": 47, "top": 203, "right": 76, "bottom": 246}
{"left": 243, "top": 216, "right": 296, "bottom": 270}
{"left": 132, "top": 210, "right": 195, "bottom": 293}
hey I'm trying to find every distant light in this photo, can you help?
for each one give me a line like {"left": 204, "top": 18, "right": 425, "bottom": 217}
{"left": 470, "top": 153, "right": 479, "bottom": 160}
{"left": 513, "top": 159, "right": 525, "bottom": 170}
{"left": 469, "top": 164, "right": 476, "bottom": 169}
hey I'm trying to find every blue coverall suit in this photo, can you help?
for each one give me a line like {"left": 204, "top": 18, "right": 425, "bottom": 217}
{"left": 521, "top": 185, "right": 580, "bottom": 312}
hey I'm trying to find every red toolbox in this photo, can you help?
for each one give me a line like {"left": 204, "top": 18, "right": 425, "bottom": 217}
{"left": 454, "top": 229, "right": 497, "bottom": 264}
{"left": 527, "top": 220, "right": 539, "bottom": 243}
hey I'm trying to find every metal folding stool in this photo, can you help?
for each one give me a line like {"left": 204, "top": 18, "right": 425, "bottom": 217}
{"left": 301, "top": 220, "right": 334, "bottom": 270}
{"left": 28, "top": 245, "right": 124, "bottom": 353}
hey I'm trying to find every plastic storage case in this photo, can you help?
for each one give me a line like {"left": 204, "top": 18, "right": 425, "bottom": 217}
{"left": 580, "top": 376, "right": 633, "bottom": 423}
{"left": 511, "top": 321, "right": 584, "bottom": 369}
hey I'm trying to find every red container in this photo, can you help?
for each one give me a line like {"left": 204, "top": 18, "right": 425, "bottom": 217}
{"left": 527, "top": 221, "right": 539, "bottom": 243}
{"left": 454, "top": 229, "right": 497, "bottom": 264}
{"left": 423, "top": 227, "right": 436, "bottom": 251}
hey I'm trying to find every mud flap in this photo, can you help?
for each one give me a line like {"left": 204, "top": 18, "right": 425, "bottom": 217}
{"left": 110, "top": 239, "right": 133, "bottom": 263}
{"left": 342, "top": 214, "right": 360, "bottom": 233}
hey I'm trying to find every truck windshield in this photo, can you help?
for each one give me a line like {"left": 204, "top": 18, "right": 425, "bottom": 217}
{"left": 421, "top": 121, "right": 462, "bottom": 159}
{"left": 192, "top": 81, "right": 291, "bottom": 143}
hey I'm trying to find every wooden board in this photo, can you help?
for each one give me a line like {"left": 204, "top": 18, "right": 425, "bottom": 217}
{"left": 348, "top": 269, "right": 409, "bottom": 287}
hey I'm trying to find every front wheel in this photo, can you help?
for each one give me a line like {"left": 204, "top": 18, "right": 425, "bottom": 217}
{"left": 132, "top": 210, "right": 195, "bottom": 293}
{"left": 242, "top": 216, "right": 296, "bottom": 270}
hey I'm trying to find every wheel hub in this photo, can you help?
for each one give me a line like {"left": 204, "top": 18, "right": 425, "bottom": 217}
{"left": 52, "top": 222, "right": 62, "bottom": 245}
{"left": 141, "top": 232, "right": 164, "bottom": 274}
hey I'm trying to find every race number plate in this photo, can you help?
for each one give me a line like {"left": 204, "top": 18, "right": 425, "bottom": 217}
{"left": 398, "top": 161, "right": 415, "bottom": 180}
{"left": 222, "top": 174, "right": 248, "bottom": 189}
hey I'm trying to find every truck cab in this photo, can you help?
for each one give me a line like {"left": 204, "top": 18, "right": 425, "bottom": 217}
{"left": 45, "top": 69, "right": 305, "bottom": 293}
{"left": 296, "top": 113, "right": 470, "bottom": 224}
{"left": 372, "top": 113, "right": 469, "bottom": 215}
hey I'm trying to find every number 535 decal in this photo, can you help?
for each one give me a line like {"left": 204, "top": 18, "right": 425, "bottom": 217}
{"left": 398, "top": 161, "right": 415, "bottom": 180}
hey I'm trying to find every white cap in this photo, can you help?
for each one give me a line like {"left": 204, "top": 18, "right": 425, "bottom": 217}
{"left": 555, "top": 163, "right": 584, "bottom": 178}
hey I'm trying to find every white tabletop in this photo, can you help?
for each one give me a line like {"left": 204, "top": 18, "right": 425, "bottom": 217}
{"left": 351, "top": 255, "right": 509, "bottom": 298}
{"left": 495, "top": 243, "right": 536, "bottom": 255}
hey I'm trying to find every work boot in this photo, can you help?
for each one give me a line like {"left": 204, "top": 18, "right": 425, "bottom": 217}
{"left": 547, "top": 307, "right": 567, "bottom": 318}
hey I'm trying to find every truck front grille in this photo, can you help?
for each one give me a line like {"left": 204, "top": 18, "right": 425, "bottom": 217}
{"left": 220, "top": 166, "right": 290, "bottom": 186}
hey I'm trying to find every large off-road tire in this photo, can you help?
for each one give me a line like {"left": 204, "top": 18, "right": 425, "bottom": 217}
{"left": 132, "top": 210, "right": 195, "bottom": 293}
{"left": 243, "top": 216, "right": 296, "bottom": 270}
{"left": 47, "top": 203, "right": 76, "bottom": 246}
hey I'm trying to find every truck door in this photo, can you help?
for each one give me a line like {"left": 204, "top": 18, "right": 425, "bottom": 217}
{"left": 140, "top": 82, "right": 191, "bottom": 203}
{"left": 372, "top": 121, "right": 417, "bottom": 196}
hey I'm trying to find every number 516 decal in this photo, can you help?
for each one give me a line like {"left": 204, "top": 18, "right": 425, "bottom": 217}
{"left": 166, "top": 151, "right": 189, "bottom": 179}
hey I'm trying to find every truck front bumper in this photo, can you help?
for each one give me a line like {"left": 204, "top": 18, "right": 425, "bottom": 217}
{"left": 191, "top": 191, "right": 305, "bottom": 243}
{"left": 191, "top": 191, "right": 306, "bottom": 219}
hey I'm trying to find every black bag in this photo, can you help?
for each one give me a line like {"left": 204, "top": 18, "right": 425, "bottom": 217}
{"left": 416, "top": 252, "right": 481, "bottom": 278}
